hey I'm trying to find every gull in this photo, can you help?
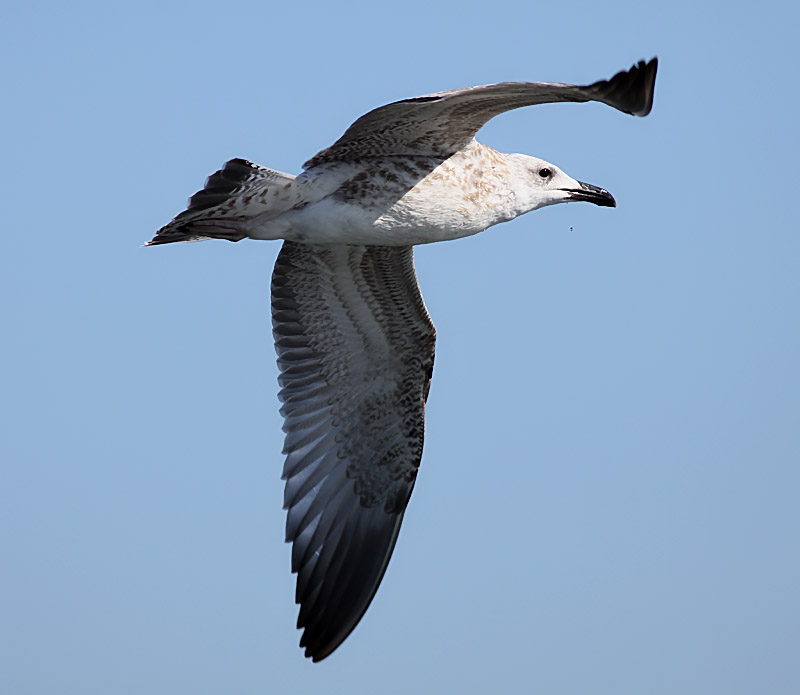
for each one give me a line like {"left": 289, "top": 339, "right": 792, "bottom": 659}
{"left": 147, "top": 58, "right": 657, "bottom": 661}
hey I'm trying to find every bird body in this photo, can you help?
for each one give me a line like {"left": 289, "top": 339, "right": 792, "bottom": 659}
{"left": 148, "top": 58, "right": 658, "bottom": 661}
{"left": 266, "top": 144, "right": 530, "bottom": 245}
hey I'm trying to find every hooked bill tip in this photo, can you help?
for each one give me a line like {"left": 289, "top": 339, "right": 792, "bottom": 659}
{"left": 563, "top": 182, "right": 616, "bottom": 207}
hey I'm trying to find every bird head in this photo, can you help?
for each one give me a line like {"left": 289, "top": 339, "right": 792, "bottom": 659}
{"left": 507, "top": 154, "right": 616, "bottom": 214}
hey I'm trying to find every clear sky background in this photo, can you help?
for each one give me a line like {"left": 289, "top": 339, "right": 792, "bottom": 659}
{"left": 2, "top": 1, "right": 798, "bottom": 693}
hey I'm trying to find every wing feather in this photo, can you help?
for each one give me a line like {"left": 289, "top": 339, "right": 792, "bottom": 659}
{"left": 271, "top": 241, "right": 436, "bottom": 662}
{"left": 304, "top": 58, "right": 657, "bottom": 168}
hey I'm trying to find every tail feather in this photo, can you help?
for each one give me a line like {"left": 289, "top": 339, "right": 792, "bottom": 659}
{"left": 146, "top": 158, "right": 296, "bottom": 246}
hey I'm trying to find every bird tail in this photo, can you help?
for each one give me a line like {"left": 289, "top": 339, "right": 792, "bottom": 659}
{"left": 145, "top": 158, "right": 296, "bottom": 246}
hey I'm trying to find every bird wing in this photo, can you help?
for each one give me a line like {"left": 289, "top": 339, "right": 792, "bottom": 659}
{"left": 271, "top": 241, "right": 436, "bottom": 662}
{"left": 304, "top": 58, "right": 657, "bottom": 168}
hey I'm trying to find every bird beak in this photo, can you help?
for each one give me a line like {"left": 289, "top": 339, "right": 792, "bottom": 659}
{"left": 562, "top": 181, "right": 616, "bottom": 207}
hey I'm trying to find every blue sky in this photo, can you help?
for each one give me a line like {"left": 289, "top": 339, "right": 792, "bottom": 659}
{"left": 2, "top": 1, "right": 798, "bottom": 693}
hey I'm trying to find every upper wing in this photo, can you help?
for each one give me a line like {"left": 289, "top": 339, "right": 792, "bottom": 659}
{"left": 304, "top": 58, "right": 657, "bottom": 168}
{"left": 271, "top": 241, "right": 436, "bottom": 661}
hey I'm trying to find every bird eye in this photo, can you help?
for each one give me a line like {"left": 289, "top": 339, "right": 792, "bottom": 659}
{"left": 538, "top": 168, "right": 552, "bottom": 179}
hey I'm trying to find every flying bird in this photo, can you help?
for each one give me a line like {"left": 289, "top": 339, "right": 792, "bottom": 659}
{"left": 148, "top": 58, "right": 658, "bottom": 661}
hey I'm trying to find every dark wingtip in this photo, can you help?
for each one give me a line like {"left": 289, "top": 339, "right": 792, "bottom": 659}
{"left": 634, "top": 56, "right": 658, "bottom": 117}
{"left": 590, "top": 56, "right": 658, "bottom": 117}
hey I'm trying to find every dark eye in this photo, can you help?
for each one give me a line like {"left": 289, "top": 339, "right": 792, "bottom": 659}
{"left": 538, "top": 168, "right": 552, "bottom": 179}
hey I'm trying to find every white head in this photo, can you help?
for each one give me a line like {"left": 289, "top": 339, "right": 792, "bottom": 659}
{"left": 505, "top": 153, "right": 616, "bottom": 216}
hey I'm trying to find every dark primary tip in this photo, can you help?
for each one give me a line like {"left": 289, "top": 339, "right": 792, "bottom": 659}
{"left": 562, "top": 181, "right": 616, "bottom": 207}
{"left": 589, "top": 56, "right": 658, "bottom": 117}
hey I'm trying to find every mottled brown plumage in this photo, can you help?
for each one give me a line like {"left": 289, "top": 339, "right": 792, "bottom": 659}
{"left": 147, "top": 58, "right": 657, "bottom": 662}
